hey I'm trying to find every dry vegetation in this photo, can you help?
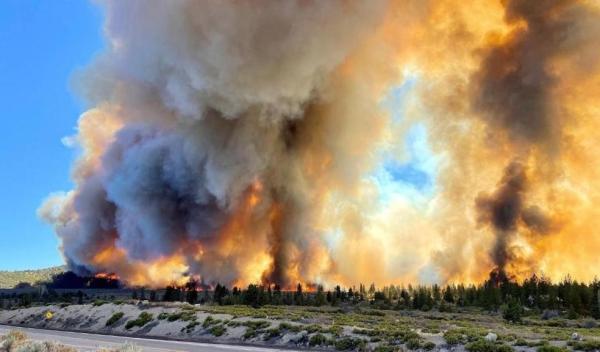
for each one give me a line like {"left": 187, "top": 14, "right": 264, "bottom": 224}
{"left": 0, "top": 329, "right": 140, "bottom": 352}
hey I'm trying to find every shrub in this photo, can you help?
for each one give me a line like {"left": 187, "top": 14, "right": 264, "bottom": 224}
{"left": 373, "top": 346, "right": 399, "bottom": 352}
{"left": 334, "top": 337, "right": 365, "bottom": 351}
{"left": 165, "top": 310, "right": 196, "bottom": 322}
{"left": 324, "top": 325, "right": 343, "bottom": 336}
{"left": 2, "top": 330, "right": 27, "bottom": 342}
{"left": 305, "top": 324, "right": 323, "bottom": 333}
{"left": 570, "top": 340, "right": 600, "bottom": 351}
{"left": 278, "top": 322, "right": 303, "bottom": 333}
{"left": 13, "top": 341, "right": 77, "bottom": 352}
{"left": 183, "top": 321, "right": 199, "bottom": 333}
{"left": 514, "top": 338, "right": 528, "bottom": 346}
{"left": 243, "top": 328, "right": 258, "bottom": 340}
{"left": 439, "top": 301, "right": 454, "bottom": 313}
{"left": 466, "top": 340, "right": 514, "bottom": 352}
{"left": 202, "top": 316, "right": 222, "bottom": 328}
{"left": 406, "top": 337, "right": 422, "bottom": 350}
{"left": 537, "top": 346, "right": 568, "bottom": 352}
{"left": 167, "top": 312, "right": 181, "bottom": 322}
{"left": 309, "top": 334, "right": 328, "bottom": 347}
{"left": 503, "top": 299, "right": 523, "bottom": 323}
{"left": 0, "top": 330, "right": 28, "bottom": 351}
{"left": 106, "top": 312, "right": 124, "bottom": 326}
{"left": 244, "top": 320, "right": 270, "bottom": 330}
{"left": 93, "top": 300, "right": 107, "bottom": 307}
{"left": 423, "top": 341, "right": 436, "bottom": 350}
{"left": 125, "top": 312, "right": 153, "bottom": 329}
{"left": 179, "top": 311, "right": 196, "bottom": 321}
{"left": 209, "top": 325, "right": 226, "bottom": 337}
{"left": 444, "top": 330, "right": 465, "bottom": 345}
{"left": 263, "top": 328, "right": 282, "bottom": 340}
{"left": 497, "top": 344, "right": 515, "bottom": 352}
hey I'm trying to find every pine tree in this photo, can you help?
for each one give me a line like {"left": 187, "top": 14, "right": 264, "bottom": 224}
{"left": 315, "top": 285, "right": 326, "bottom": 307}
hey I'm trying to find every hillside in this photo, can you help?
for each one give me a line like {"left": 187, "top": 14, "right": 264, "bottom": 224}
{"left": 0, "top": 266, "right": 65, "bottom": 289}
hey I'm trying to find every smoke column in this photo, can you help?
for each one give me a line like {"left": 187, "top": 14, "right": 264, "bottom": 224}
{"left": 41, "top": 0, "right": 600, "bottom": 287}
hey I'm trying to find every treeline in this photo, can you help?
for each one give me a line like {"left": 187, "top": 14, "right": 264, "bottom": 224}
{"left": 157, "top": 273, "right": 600, "bottom": 318}
{"left": 47, "top": 271, "right": 120, "bottom": 289}
{"left": 5, "top": 268, "right": 600, "bottom": 319}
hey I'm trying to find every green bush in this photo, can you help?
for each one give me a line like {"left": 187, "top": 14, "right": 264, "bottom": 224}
{"left": 203, "top": 316, "right": 220, "bottom": 328}
{"left": 106, "top": 312, "right": 124, "bottom": 326}
{"left": 263, "top": 327, "right": 282, "bottom": 340}
{"left": 305, "top": 324, "right": 323, "bottom": 333}
{"left": 514, "top": 338, "right": 528, "bottom": 346}
{"left": 125, "top": 312, "right": 153, "bottom": 330}
{"left": 334, "top": 337, "right": 365, "bottom": 351}
{"left": 167, "top": 312, "right": 181, "bottom": 322}
{"left": 244, "top": 320, "right": 270, "bottom": 330}
{"left": 466, "top": 340, "right": 513, "bottom": 352}
{"left": 537, "top": 346, "right": 568, "bottom": 352}
{"left": 309, "top": 333, "right": 328, "bottom": 347}
{"left": 373, "top": 346, "right": 399, "bottom": 352}
{"left": 157, "top": 312, "right": 169, "bottom": 320}
{"left": 179, "top": 311, "right": 196, "bottom": 321}
{"left": 423, "top": 341, "right": 436, "bottom": 350}
{"left": 183, "top": 321, "right": 199, "bottom": 333}
{"left": 444, "top": 330, "right": 465, "bottom": 345}
{"left": 570, "top": 340, "right": 600, "bottom": 351}
{"left": 243, "top": 328, "right": 258, "bottom": 339}
{"left": 165, "top": 310, "right": 196, "bottom": 322}
{"left": 278, "top": 322, "right": 303, "bottom": 333}
{"left": 209, "top": 325, "right": 226, "bottom": 337}
{"left": 93, "top": 300, "right": 107, "bottom": 307}
{"left": 406, "top": 337, "right": 422, "bottom": 350}
{"left": 503, "top": 300, "right": 523, "bottom": 323}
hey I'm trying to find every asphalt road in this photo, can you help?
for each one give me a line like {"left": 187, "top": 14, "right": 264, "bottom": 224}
{"left": 0, "top": 325, "right": 297, "bottom": 352}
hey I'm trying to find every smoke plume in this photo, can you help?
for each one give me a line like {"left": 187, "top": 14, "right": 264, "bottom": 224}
{"left": 41, "top": 0, "right": 600, "bottom": 287}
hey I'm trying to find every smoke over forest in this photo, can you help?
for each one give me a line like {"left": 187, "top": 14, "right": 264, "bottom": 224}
{"left": 40, "top": 0, "right": 600, "bottom": 288}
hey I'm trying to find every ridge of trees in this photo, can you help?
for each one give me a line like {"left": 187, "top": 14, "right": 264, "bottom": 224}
{"left": 156, "top": 273, "right": 600, "bottom": 318}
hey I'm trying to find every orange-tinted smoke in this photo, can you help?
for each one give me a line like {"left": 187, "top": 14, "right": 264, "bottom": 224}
{"left": 39, "top": 0, "right": 600, "bottom": 288}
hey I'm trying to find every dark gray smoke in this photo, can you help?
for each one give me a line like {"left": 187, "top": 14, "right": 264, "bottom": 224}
{"left": 475, "top": 161, "right": 527, "bottom": 271}
{"left": 470, "top": 0, "right": 600, "bottom": 275}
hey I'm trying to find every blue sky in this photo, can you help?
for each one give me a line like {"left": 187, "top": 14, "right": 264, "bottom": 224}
{"left": 0, "top": 1, "right": 103, "bottom": 270}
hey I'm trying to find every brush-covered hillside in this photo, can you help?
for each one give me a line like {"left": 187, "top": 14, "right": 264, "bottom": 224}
{"left": 0, "top": 266, "right": 65, "bottom": 288}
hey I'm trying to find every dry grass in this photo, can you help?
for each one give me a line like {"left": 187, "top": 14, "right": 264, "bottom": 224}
{"left": 0, "top": 330, "right": 140, "bottom": 352}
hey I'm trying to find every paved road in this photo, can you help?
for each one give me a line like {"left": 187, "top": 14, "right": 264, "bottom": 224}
{"left": 0, "top": 325, "right": 296, "bottom": 352}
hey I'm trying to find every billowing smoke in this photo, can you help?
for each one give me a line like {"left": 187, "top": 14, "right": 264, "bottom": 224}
{"left": 41, "top": 0, "right": 600, "bottom": 287}
{"left": 40, "top": 0, "right": 396, "bottom": 287}
{"left": 475, "top": 161, "right": 551, "bottom": 275}
{"left": 469, "top": 0, "right": 598, "bottom": 276}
